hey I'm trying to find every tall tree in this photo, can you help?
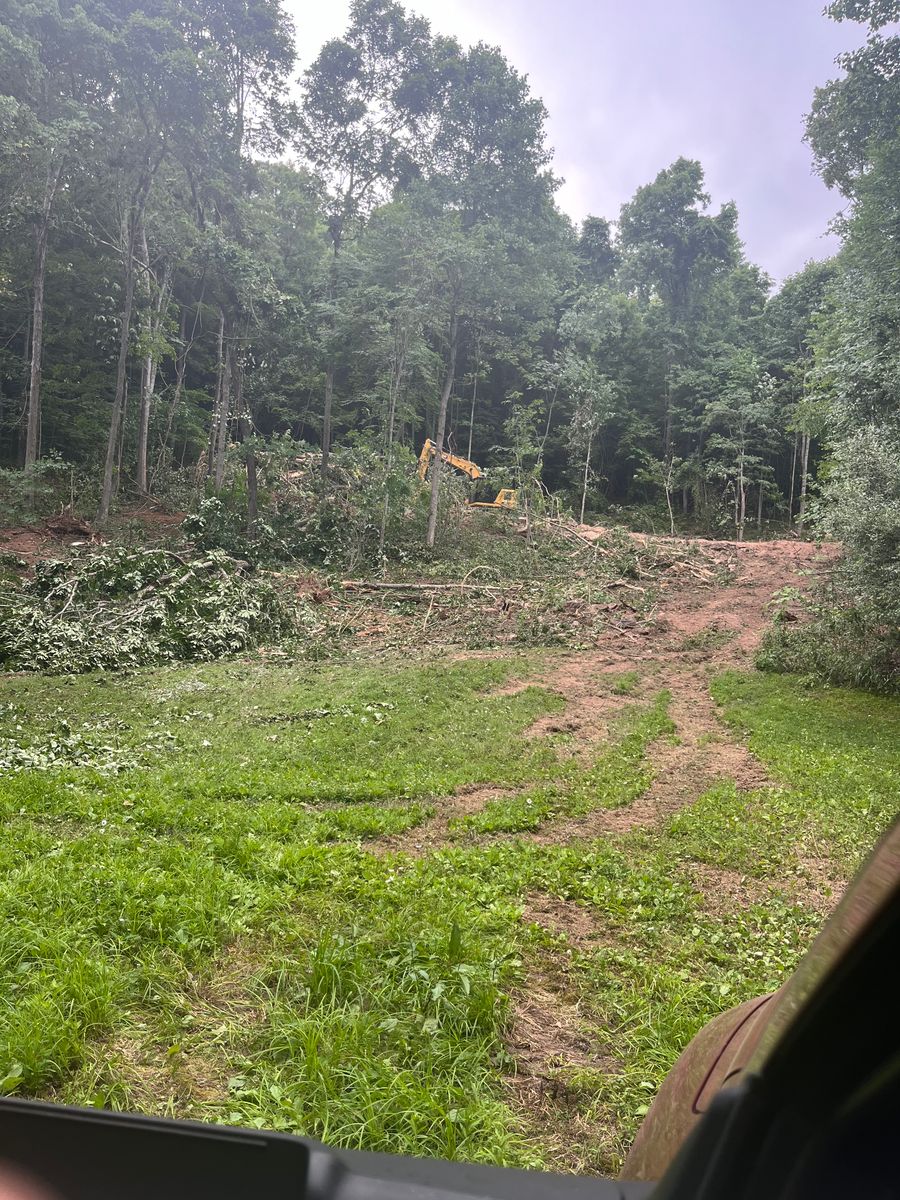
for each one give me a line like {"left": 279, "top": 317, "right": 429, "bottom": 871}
{"left": 420, "top": 39, "right": 558, "bottom": 546}
{"left": 619, "top": 158, "right": 739, "bottom": 458}
{"left": 0, "top": 0, "right": 108, "bottom": 468}
{"left": 298, "top": 0, "right": 434, "bottom": 477}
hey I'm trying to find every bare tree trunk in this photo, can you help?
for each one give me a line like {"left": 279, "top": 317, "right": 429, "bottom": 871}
{"left": 539, "top": 381, "right": 560, "bottom": 459}
{"left": 580, "top": 433, "right": 592, "bottom": 525}
{"left": 466, "top": 370, "right": 478, "bottom": 463}
{"left": 736, "top": 447, "right": 746, "bottom": 542}
{"left": 245, "top": 436, "right": 258, "bottom": 529}
{"left": 136, "top": 230, "right": 170, "bottom": 495}
{"left": 378, "top": 329, "right": 406, "bottom": 560}
{"left": 235, "top": 361, "right": 257, "bottom": 534}
{"left": 682, "top": 485, "right": 689, "bottom": 515}
{"left": 757, "top": 481, "right": 764, "bottom": 529}
{"left": 426, "top": 306, "right": 459, "bottom": 549}
{"left": 207, "top": 309, "right": 225, "bottom": 478}
{"left": 97, "top": 211, "right": 139, "bottom": 526}
{"left": 152, "top": 307, "right": 188, "bottom": 489}
{"left": 664, "top": 458, "right": 676, "bottom": 537}
{"left": 116, "top": 376, "right": 129, "bottom": 496}
{"left": 797, "top": 432, "right": 811, "bottom": 533}
{"left": 321, "top": 366, "right": 334, "bottom": 479}
{"left": 663, "top": 348, "right": 674, "bottom": 459}
{"left": 214, "top": 340, "right": 231, "bottom": 490}
{"left": 24, "top": 157, "right": 62, "bottom": 469}
{"left": 788, "top": 430, "right": 799, "bottom": 522}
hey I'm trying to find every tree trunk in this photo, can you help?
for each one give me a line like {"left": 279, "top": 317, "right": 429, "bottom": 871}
{"left": 579, "top": 434, "right": 592, "bottom": 525}
{"left": 321, "top": 365, "right": 334, "bottom": 479}
{"left": 235, "top": 363, "right": 257, "bottom": 534}
{"left": 682, "top": 485, "right": 689, "bottom": 515}
{"left": 152, "top": 307, "right": 188, "bottom": 488}
{"left": 214, "top": 339, "right": 231, "bottom": 490}
{"left": 426, "top": 306, "right": 459, "bottom": 549}
{"left": 664, "top": 459, "right": 676, "bottom": 537}
{"left": 116, "top": 376, "right": 129, "bottom": 496}
{"left": 663, "top": 347, "right": 674, "bottom": 459}
{"left": 466, "top": 370, "right": 478, "bottom": 463}
{"left": 736, "top": 448, "right": 746, "bottom": 543}
{"left": 97, "top": 211, "right": 139, "bottom": 526}
{"left": 136, "top": 231, "right": 170, "bottom": 495}
{"left": 378, "top": 331, "right": 406, "bottom": 560}
{"left": 246, "top": 436, "right": 258, "bottom": 530}
{"left": 24, "top": 157, "right": 62, "bottom": 469}
{"left": 788, "top": 430, "right": 799, "bottom": 522}
{"left": 757, "top": 481, "right": 764, "bottom": 529}
{"left": 797, "top": 432, "right": 811, "bottom": 533}
{"left": 207, "top": 309, "right": 226, "bottom": 478}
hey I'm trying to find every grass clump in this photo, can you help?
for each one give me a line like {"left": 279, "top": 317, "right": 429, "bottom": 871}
{"left": 679, "top": 625, "right": 736, "bottom": 652}
{"left": 611, "top": 671, "right": 641, "bottom": 696}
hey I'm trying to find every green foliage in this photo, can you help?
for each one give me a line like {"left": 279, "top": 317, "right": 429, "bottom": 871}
{"left": 759, "top": 601, "right": 900, "bottom": 695}
{"left": 184, "top": 445, "right": 435, "bottom": 570}
{"left": 0, "top": 454, "right": 73, "bottom": 523}
{"left": 673, "top": 671, "right": 900, "bottom": 874}
{"left": 0, "top": 549, "right": 299, "bottom": 673}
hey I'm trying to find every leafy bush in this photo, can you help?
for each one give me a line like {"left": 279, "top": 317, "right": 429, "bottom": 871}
{"left": 759, "top": 426, "right": 900, "bottom": 694}
{"left": 0, "top": 455, "right": 75, "bottom": 524}
{"left": 758, "top": 601, "right": 900, "bottom": 695}
{"left": 0, "top": 548, "right": 300, "bottom": 674}
{"left": 820, "top": 425, "right": 900, "bottom": 624}
{"left": 182, "top": 442, "right": 439, "bottom": 570}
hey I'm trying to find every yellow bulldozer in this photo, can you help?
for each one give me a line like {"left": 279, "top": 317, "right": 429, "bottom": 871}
{"left": 416, "top": 440, "right": 517, "bottom": 510}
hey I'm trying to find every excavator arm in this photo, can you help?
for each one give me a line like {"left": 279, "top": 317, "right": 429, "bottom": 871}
{"left": 417, "top": 439, "right": 484, "bottom": 482}
{"left": 417, "top": 440, "right": 515, "bottom": 509}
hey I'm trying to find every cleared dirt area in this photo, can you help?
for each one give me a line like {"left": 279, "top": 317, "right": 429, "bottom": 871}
{"left": 389, "top": 536, "right": 830, "bottom": 855}
{"left": 379, "top": 537, "right": 838, "bottom": 1113}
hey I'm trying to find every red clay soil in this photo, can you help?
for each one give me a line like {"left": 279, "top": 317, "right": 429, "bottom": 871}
{"left": 0, "top": 504, "right": 185, "bottom": 567}
{"left": 378, "top": 537, "right": 835, "bottom": 857}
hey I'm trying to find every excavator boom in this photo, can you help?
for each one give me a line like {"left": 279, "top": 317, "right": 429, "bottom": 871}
{"left": 417, "top": 440, "right": 516, "bottom": 510}
{"left": 417, "top": 439, "right": 483, "bottom": 481}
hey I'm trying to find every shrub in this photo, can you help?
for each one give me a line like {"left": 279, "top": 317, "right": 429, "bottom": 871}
{"left": 758, "top": 601, "right": 900, "bottom": 695}
{"left": 0, "top": 455, "right": 76, "bottom": 524}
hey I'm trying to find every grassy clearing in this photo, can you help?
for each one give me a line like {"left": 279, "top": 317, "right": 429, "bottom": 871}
{"left": 0, "top": 656, "right": 898, "bottom": 1176}
{"left": 665, "top": 672, "right": 900, "bottom": 878}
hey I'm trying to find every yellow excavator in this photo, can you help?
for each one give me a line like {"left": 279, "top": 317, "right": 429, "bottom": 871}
{"left": 416, "top": 439, "right": 517, "bottom": 509}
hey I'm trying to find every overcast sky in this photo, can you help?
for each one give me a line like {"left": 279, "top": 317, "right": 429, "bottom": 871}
{"left": 284, "top": 0, "right": 862, "bottom": 285}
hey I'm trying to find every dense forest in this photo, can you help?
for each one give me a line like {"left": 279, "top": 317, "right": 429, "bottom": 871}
{"left": 0, "top": 0, "right": 897, "bottom": 625}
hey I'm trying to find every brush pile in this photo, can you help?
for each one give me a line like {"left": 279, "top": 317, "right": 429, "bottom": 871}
{"left": 0, "top": 548, "right": 300, "bottom": 674}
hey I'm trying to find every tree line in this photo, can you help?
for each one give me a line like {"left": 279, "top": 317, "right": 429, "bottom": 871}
{"left": 0, "top": 0, "right": 889, "bottom": 551}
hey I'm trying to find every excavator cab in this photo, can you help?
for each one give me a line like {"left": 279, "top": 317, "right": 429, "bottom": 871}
{"left": 470, "top": 487, "right": 518, "bottom": 510}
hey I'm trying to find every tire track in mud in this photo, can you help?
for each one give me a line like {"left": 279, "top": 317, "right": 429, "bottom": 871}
{"left": 372, "top": 538, "right": 836, "bottom": 1133}
{"left": 379, "top": 538, "right": 830, "bottom": 857}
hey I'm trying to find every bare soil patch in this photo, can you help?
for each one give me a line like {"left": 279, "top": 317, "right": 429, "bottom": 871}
{"left": 376, "top": 784, "right": 522, "bottom": 856}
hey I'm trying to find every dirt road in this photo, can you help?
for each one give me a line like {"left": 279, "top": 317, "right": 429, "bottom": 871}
{"left": 389, "top": 537, "right": 831, "bottom": 856}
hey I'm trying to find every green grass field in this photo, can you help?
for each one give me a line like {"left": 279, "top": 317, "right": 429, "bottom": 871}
{"left": 1, "top": 656, "right": 898, "bottom": 1172}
